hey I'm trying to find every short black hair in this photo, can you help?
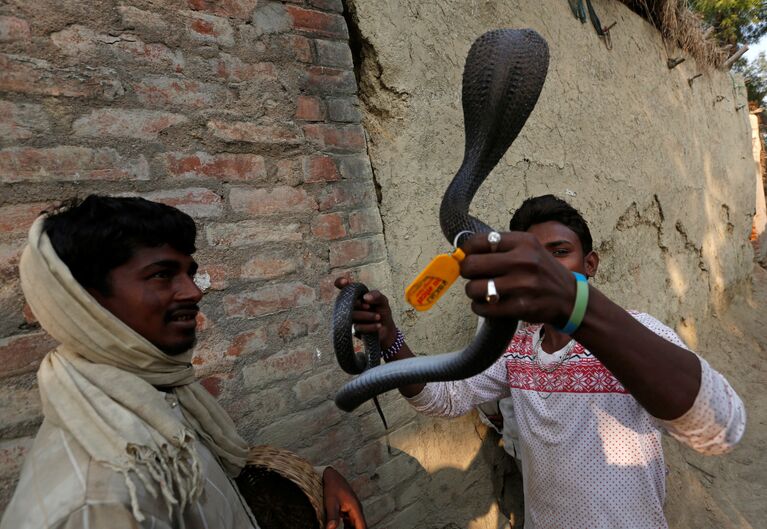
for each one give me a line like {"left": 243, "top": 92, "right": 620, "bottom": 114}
{"left": 509, "top": 194, "right": 593, "bottom": 254}
{"left": 43, "top": 195, "right": 197, "bottom": 295}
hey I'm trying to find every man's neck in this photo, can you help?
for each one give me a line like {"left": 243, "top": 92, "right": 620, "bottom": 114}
{"left": 540, "top": 323, "right": 572, "bottom": 353}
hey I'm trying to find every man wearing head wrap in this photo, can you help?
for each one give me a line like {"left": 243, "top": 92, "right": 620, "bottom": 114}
{"left": 1, "top": 195, "right": 366, "bottom": 529}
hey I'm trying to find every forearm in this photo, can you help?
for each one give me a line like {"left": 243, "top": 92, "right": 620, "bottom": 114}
{"left": 572, "top": 286, "right": 701, "bottom": 420}
{"left": 382, "top": 341, "right": 425, "bottom": 398}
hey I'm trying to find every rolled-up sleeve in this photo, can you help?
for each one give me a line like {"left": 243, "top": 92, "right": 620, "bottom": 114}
{"left": 632, "top": 312, "right": 746, "bottom": 455}
{"left": 657, "top": 355, "right": 746, "bottom": 455}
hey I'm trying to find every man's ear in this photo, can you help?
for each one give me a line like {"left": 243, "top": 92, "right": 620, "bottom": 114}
{"left": 584, "top": 251, "right": 599, "bottom": 278}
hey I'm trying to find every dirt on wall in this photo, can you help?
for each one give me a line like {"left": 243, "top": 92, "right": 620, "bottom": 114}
{"left": 345, "top": 0, "right": 763, "bottom": 527}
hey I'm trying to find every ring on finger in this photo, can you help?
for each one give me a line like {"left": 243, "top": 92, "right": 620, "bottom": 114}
{"left": 485, "top": 279, "right": 500, "bottom": 304}
{"left": 351, "top": 324, "right": 359, "bottom": 337}
{"left": 487, "top": 231, "right": 501, "bottom": 253}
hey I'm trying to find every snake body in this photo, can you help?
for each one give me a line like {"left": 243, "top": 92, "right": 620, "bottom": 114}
{"left": 333, "top": 29, "right": 550, "bottom": 413}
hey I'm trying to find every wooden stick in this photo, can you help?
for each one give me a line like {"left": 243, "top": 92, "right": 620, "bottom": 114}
{"left": 723, "top": 45, "right": 749, "bottom": 69}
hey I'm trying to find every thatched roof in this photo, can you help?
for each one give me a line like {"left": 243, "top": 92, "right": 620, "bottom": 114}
{"left": 619, "top": 0, "right": 729, "bottom": 68}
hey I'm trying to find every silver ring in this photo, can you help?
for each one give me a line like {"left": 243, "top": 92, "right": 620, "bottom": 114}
{"left": 485, "top": 279, "right": 500, "bottom": 304}
{"left": 487, "top": 231, "right": 501, "bottom": 253}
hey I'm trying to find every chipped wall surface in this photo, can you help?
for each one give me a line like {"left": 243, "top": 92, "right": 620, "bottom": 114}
{"left": 348, "top": 0, "right": 755, "bottom": 351}
{"left": 347, "top": 0, "right": 758, "bottom": 527}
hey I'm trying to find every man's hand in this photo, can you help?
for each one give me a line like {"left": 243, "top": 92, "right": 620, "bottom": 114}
{"left": 334, "top": 277, "right": 398, "bottom": 349}
{"left": 322, "top": 466, "right": 366, "bottom": 529}
{"left": 460, "top": 231, "right": 575, "bottom": 325}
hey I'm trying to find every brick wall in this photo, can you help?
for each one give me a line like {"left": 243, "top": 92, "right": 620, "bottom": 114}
{"left": 0, "top": 0, "right": 409, "bottom": 520}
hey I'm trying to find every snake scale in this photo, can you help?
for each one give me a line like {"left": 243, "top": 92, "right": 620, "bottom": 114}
{"left": 333, "top": 29, "right": 550, "bottom": 414}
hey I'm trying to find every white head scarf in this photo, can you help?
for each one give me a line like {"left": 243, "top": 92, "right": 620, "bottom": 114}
{"left": 19, "top": 216, "right": 248, "bottom": 521}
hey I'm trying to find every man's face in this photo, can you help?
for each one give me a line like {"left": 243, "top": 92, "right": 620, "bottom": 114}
{"left": 89, "top": 245, "right": 203, "bottom": 356}
{"left": 526, "top": 220, "right": 598, "bottom": 277}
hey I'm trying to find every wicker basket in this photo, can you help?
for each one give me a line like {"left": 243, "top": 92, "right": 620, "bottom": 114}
{"left": 236, "top": 445, "right": 324, "bottom": 529}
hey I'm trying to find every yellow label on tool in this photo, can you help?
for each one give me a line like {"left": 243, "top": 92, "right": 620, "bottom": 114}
{"left": 405, "top": 248, "right": 465, "bottom": 311}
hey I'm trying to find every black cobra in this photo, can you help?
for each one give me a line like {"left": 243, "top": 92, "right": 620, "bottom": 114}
{"left": 333, "top": 29, "right": 550, "bottom": 413}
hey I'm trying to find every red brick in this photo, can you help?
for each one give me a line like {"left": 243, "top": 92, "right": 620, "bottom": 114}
{"left": 200, "top": 374, "right": 223, "bottom": 397}
{"left": 311, "top": 212, "right": 346, "bottom": 240}
{"left": 348, "top": 207, "right": 382, "bottom": 235}
{"left": 303, "top": 124, "right": 365, "bottom": 152}
{"left": 184, "top": 10, "right": 234, "bottom": 46}
{"left": 0, "top": 437, "right": 34, "bottom": 480}
{"left": 0, "top": 202, "right": 48, "bottom": 237}
{"left": 242, "top": 347, "right": 315, "bottom": 387}
{"left": 187, "top": 0, "right": 258, "bottom": 19}
{"left": 0, "top": 101, "right": 50, "bottom": 141}
{"left": 329, "top": 236, "right": 385, "bottom": 268}
{"left": 270, "top": 317, "right": 314, "bottom": 342}
{"left": 211, "top": 54, "right": 276, "bottom": 82}
{"left": 295, "top": 95, "right": 323, "bottom": 121}
{"left": 0, "top": 241, "right": 23, "bottom": 283}
{"left": 229, "top": 186, "right": 317, "bottom": 216}
{"left": 286, "top": 6, "right": 348, "bottom": 39}
{"left": 118, "top": 6, "right": 169, "bottom": 34}
{"left": 314, "top": 39, "right": 354, "bottom": 68}
{"left": 162, "top": 152, "right": 267, "bottom": 182}
{"left": 0, "top": 146, "right": 149, "bottom": 183}
{"left": 308, "top": 0, "right": 343, "bottom": 12}
{"left": 132, "top": 76, "right": 231, "bottom": 109}
{"left": 287, "top": 35, "right": 312, "bottom": 63}
{"left": 51, "top": 26, "right": 185, "bottom": 72}
{"left": 208, "top": 120, "right": 302, "bottom": 145}
{"left": 191, "top": 331, "right": 232, "bottom": 372}
{"left": 142, "top": 188, "right": 223, "bottom": 218}
{"left": 0, "top": 54, "right": 124, "bottom": 99}
{"left": 306, "top": 66, "right": 356, "bottom": 94}
{"left": 206, "top": 220, "right": 302, "bottom": 247}
{"left": 0, "top": 332, "right": 57, "bottom": 378}
{"left": 73, "top": 109, "right": 187, "bottom": 140}
{"left": 275, "top": 158, "right": 301, "bottom": 186}
{"left": 226, "top": 328, "right": 268, "bottom": 357}
{"left": 199, "top": 262, "right": 238, "bottom": 290}
{"left": 302, "top": 155, "right": 340, "bottom": 183}
{"left": 0, "top": 16, "right": 30, "bottom": 42}
{"left": 316, "top": 182, "right": 375, "bottom": 211}
{"left": 224, "top": 282, "right": 316, "bottom": 317}
{"left": 242, "top": 255, "right": 299, "bottom": 279}
{"left": 195, "top": 310, "right": 212, "bottom": 331}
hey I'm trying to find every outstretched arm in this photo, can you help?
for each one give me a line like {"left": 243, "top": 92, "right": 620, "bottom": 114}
{"left": 333, "top": 277, "right": 511, "bottom": 414}
{"left": 461, "top": 231, "right": 703, "bottom": 421}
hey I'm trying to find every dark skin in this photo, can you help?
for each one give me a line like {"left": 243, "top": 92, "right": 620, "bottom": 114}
{"left": 337, "top": 220, "right": 701, "bottom": 420}
{"left": 90, "top": 244, "right": 366, "bottom": 528}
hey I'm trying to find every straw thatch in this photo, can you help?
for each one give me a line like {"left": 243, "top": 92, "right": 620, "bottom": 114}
{"left": 619, "top": 0, "right": 730, "bottom": 68}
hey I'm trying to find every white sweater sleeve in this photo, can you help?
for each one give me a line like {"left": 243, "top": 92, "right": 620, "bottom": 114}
{"left": 405, "top": 352, "right": 511, "bottom": 418}
{"left": 632, "top": 312, "right": 746, "bottom": 455}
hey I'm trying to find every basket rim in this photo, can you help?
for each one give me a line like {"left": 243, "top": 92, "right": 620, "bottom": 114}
{"left": 241, "top": 445, "right": 325, "bottom": 527}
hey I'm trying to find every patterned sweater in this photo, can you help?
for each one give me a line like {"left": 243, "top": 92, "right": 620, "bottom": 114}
{"left": 407, "top": 312, "right": 746, "bottom": 529}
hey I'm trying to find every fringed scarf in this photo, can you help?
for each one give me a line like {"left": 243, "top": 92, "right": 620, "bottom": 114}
{"left": 19, "top": 216, "right": 249, "bottom": 521}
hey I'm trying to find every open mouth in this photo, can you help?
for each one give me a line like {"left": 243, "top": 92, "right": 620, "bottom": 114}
{"left": 166, "top": 307, "right": 199, "bottom": 325}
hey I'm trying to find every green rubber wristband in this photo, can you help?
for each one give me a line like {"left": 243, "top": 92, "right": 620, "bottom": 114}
{"left": 558, "top": 272, "right": 589, "bottom": 335}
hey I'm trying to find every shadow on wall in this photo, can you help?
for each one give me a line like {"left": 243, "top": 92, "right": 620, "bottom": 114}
{"left": 370, "top": 420, "right": 522, "bottom": 529}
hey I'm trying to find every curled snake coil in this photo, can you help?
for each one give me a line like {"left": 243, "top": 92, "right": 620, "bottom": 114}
{"left": 333, "top": 29, "right": 550, "bottom": 413}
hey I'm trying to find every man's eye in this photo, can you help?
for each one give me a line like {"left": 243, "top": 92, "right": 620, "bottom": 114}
{"left": 150, "top": 271, "right": 173, "bottom": 279}
{"left": 553, "top": 249, "right": 569, "bottom": 256}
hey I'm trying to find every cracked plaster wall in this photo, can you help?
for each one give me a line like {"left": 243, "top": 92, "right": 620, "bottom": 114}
{"left": 344, "top": 0, "right": 757, "bottom": 527}
{"left": 348, "top": 0, "right": 754, "bottom": 351}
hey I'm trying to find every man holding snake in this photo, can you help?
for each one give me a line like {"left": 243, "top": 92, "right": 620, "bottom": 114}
{"left": 337, "top": 194, "right": 745, "bottom": 529}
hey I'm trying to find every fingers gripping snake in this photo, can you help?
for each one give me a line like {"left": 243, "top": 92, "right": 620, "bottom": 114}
{"left": 333, "top": 29, "right": 550, "bottom": 414}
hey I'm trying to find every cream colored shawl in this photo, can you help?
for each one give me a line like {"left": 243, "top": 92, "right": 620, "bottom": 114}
{"left": 19, "top": 216, "right": 248, "bottom": 522}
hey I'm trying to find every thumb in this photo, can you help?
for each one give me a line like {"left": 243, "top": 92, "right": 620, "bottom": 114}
{"left": 325, "top": 521, "right": 339, "bottom": 529}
